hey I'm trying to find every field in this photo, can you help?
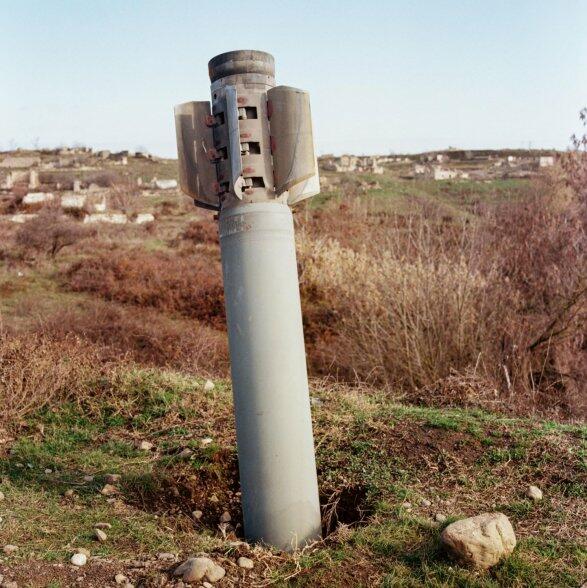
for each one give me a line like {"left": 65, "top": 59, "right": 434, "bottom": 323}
{"left": 0, "top": 152, "right": 585, "bottom": 587}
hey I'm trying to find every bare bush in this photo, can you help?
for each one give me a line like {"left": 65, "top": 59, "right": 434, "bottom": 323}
{"left": 31, "top": 299, "right": 229, "bottom": 376}
{"left": 299, "top": 234, "right": 508, "bottom": 391}
{"left": 109, "top": 180, "right": 141, "bottom": 216}
{"left": 180, "top": 219, "right": 219, "bottom": 246}
{"left": 0, "top": 332, "right": 99, "bottom": 427}
{"left": 15, "top": 209, "right": 95, "bottom": 258}
{"left": 63, "top": 249, "right": 226, "bottom": 327}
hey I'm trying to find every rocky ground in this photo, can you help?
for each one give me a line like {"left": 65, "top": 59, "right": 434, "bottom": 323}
{"left": 0, "top": 373, "right": 584, "bottom": 587}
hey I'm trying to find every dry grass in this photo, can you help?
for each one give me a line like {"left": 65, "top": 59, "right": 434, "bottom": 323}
{"left": 0, "top": 331, "right": 99, "bottom": 428}
{"left": 28, "top": 299, "right": 229, "bottom": 376}
{"left": 297, "top": 170, "right": 586, "bottom": 418}
{"left": 63, "top": 249, "right": 226, "bottom": 328}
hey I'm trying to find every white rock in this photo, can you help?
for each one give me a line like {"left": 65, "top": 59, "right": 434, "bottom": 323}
{"left": 22, "top": 192, "right": 54, "bottom": 205}
{"left": 135, "top": 213, "right": 155, "bottom": 224}
{"left": 192, "top": 510, "right": 203, "bottom": 520}
{"left": 71, "top": 553, "right": 87, "bottom": 567}
{"left": 203, "top": 380, "right": 215, "bottom": 392}
{"left": 441, "top": 512, "right": 516, "bottom": 569}
{"left": 154, "top": 179, "right": 178, "bottom": 190}
{"left": 206, "top": 562, "right": 226, "bottom": 583}
{"left": 174, "top": 557, "right": 209, "bottom": 582}
{"left": 435, "top": 513, "right": 447, "bottom": 523}
{"left": 201, "top": 437, "right": 213, "bottom": 447}
{"left": 203, "top": 583, "right": 213, "bottom": 588}
{"left": 3, "top": 545, "right": 18, "bottom": 555}
{"left": 100, "top": 484, "right": 118, "bottom": 496}
{"left": 61, "top": 195, "right": 87, "bottom": 209}
{"left": 83, "top": 475, "right": 94, "bottom": 482}
{"left": 421, "top": 499, "right": 432, "bottom": 507}
{"left": 174, "top": 557, "right": 225, "bottom": 583}
{"left": 94, "top": 529, "right": 107, "bottom": 542}
{"left": 114, "top": 573, "right": 128, "bottom": 584}
{"left": 9, "top": 213, "right": 37, "bottom": 224}
{"left": 138, "top": 441, "right": 154, "bottom": 451}
{"left": 84, "top": 213, "right": 127, "bottom": 225}
{"left": 526, "top": 485, "right": 543, "bottom": 501}
{"left": 237, "top": 556, "right": 254, "bottom": 569}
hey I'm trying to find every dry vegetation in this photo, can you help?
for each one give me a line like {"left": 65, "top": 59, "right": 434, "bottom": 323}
{"left": 0, "top": 126, "right": 585, "bottom": 585}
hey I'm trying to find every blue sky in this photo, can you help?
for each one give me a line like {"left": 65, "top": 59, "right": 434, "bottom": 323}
{"left": 1, "top": 0, "right": 585, "bottom": 157}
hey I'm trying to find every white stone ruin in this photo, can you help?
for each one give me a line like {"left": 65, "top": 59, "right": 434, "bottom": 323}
{"left": 22, "top": 192, "right": 54, "bottom": 205}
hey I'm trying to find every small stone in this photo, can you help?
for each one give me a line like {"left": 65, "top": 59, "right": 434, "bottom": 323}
{"left": 105, "top": 474, "right": 121, "bottom": 484}
{"left": 64, "top": 489, "right": 75, "bottom": 497}
{"left": 83, "top": 475, "right": 94, "bottom": 482}
{"left": 203, "top": 583, "right": 213, "bottom": 588}
{"left": 435, "top": 513, "right": 447, "bottom": 523}
{"left": 100, "top": 484, "right": 118, "bottom": 496}
{"left": 44, "top": 468, "right": 52, "bottom": 474}
{"left": 94, "top": 529, "right": 107, "bottom": 542}
{"left": 94, "top": 522, "right": 112, "bottom": 529}
{"left": 203, "top": 380, "right": 215, "bottom": 392}
{"left": 401, "top": 501, "right": 412, "bottom": 509}
{"left": 178, "top": 448, "right": 193, "bottom": 458}
{"left": 0, "top": 491, "right": 4, "bottom": 501}
{"left": 139, "top": 440, "right": 154, "bottom": 451}
{"left": 201, "top": 437, "right": 213, "bottom": 447}
{"left": 421, "top": 499, "right": 432, "bottom": 507}
{"left": 157, "top": 552, "right": 176, "bottom": 561}
{"left": 237, "top": 556, "right": 254, "bottom": 569}
{"left": 3, "top": 581, "right": 18, "bottom": 588}
{"left": 71, "top": 553, "right": 87, "bottom": 567}
{"left": 3, "top": 545, "right": 18, "bottom": 555}
{"left": 114, "top": 574, "right": 128, "bottom": 584}
{"left": 192, "top": 510, "right": 203, "bottom": 520}
{"left": 74, "top": 548, "right": 91, "bottom": 557}
{"left": 441, "top": 512, "right": 516, "bottom": 569}
{"left": 526, "top": 485, "right": 543, "bottom": 501}
{"left": 219, "top": 511, "right": 231, "bottom": 523}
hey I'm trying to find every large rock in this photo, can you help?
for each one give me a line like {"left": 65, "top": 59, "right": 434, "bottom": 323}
{"left": 22, "top": 192, "right": 54, "bottom": 205}
{"left": 84, "top": 213, "right": 127, "bottom": 225}
{"left": 440, "top": 512, "right": 516, "bottom": 569}
{"left": 174, "top": 557, "right": 225, "bottom": 583}
{"left": 154, "top": 179, "right": 178, "bottom": 190}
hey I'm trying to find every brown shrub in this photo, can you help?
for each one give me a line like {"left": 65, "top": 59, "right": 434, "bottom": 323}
{"left": 299, "top": 234, "right": 508, "bottom": 391}
{"left": 63, "top": 250, "right": 226, "bottom": 328}
{"left": 15, "top": 209, "right": 96, "bottom": 258}
{"left": 0, "top": 332, "right": 100, "bottom": 427}
{"left": 109, "top": 180, "right": 141, "bottom": 216}
{"left": 180, "top": 219, "right": 219, "bottom": 245}
{"left": 298, "top": 169, "right": 585, "bottom": 418}
{"left": 31, "top": 299, "right": 229, "bottom": 376}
